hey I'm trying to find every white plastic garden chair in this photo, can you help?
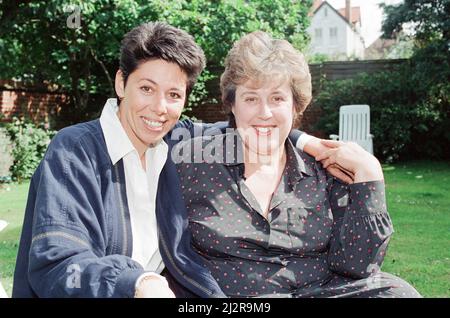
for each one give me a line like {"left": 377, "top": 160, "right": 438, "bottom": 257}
{"left": 330, "top": 105, "right": 374, "bottom": 154}
{"left": 0, "top": 220, "right": 9, "bottom": 298}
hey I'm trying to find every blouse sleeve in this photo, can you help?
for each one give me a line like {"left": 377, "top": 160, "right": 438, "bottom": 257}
{"left": 327, "top": 179, "right": 394, "bottom": 278}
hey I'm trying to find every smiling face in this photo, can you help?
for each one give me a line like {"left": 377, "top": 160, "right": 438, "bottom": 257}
{"left": 115, "top": 59, "right": 187, "bottom": 153}
{"left": 232, "top": 79, "right": 295, "bottom": 158}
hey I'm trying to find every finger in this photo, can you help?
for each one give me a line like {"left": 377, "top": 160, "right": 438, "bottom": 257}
{"left": 327, "top": 166, "right": 353, "bottom": 184}
{"left": 328, "top": 163, "right": 355, "bottom": 180}
{"left": 315, "top": 148, "right": 338, "bottom": 161}
{"left": 322, "top": 161, "right": 355, "bottom": 180}
{"left": 320, "top": 139, "right": 345, "bottom": 148}
{"left": 328, "top": 163, "right": 354, "bottom": 181}
{"left": 321, "top": 157, "right": 336, "bottom": 169}
{"left": 334, "top": 163, "right": 354, "bottom": 176}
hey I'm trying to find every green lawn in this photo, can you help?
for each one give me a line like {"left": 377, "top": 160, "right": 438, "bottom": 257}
{"left": 0, "top": 182, "right": 30, "bottom": 297}
{"left": 380, "top": 161, "right": 450, "bottom": 297}
{"left": 0, "top": 160, "right": 449, "bottom": 297}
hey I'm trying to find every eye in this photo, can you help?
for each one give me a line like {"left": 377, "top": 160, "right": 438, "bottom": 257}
{"left": 140, "top": 86, "right": 153, "bottom": 93}
{"left": 273, "top": 95, "right": 285, "bottom": 102}
{"left": 169, "top": 92, "right": 182, "bottom": 99}
{"left": 245, "top": 97, "right": 257, "bottom": 103}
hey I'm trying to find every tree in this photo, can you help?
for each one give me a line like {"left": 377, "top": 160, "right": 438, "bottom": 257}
{"left": 381, "top": 0, "right": 450, "bottom": 80}
{"left": 379, "top": 0, "right": 450, "bottom": 160}
{"left": 381, "top": 0, "right": 450, "bottom": 46}
{"left": 0, "top": 0, "right": 313, "bottom": 127}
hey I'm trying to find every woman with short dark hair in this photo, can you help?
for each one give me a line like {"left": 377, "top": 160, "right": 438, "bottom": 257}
{"left": 13, "top": 21, "right": 214, "bottom": 298}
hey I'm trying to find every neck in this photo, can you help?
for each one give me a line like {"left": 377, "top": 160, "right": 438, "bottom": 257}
{"left": 117, "top": 108, "right": 147, "bottom": 169}
{"left": 244, "top": 144, "right": 286, "bottom": 177}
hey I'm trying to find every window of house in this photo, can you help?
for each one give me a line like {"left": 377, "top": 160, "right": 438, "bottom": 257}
{"left": 324, "top": 7, "right": 328, "bottom": 17}
{"left": 315, "top": 28, "right": 322, "bottom": 44}
{"left": 330, "top": 27, "right": 338, "bottom": 44}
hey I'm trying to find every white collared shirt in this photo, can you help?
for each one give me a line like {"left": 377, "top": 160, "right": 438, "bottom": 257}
{"left": 100, "top": 98, "right": 167, "bottom": 274}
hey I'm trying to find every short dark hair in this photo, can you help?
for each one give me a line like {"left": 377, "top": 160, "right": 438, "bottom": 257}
{"left": 120, "top": 21, "right": 206, "bottom": 95}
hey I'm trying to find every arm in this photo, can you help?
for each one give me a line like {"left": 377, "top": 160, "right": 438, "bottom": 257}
{"left": 27, "top": 132, "right": 146, "bottom": 297}
{"left": 175, "top": 121, "right": 311, "bottom": 153}
{"left": 174, "top": 122, "right": 353, "bottom": 183}
{"left": 324, "top": 142, "right": 391, "bottom": 278}
{"left": 171, "top": 119, "right": 229, "bottom": 141}
{"left": 327, "top": 179, "right": 394, "bottom": 278}
{"left": 175, "top": 121, "right": 308, "bottom": 149}
{"left": 316, "top": 140, "right": 383, "bottom": 183}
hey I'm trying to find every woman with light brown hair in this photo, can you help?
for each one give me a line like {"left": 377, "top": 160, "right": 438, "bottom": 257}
{"left": 176, "top": 31, "right": 421, "bottom": 297}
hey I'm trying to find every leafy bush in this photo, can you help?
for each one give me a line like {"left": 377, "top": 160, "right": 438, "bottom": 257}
{"left": 0, "top": 0, "right": 313, "bottom": 124}
{"left": 0, "top": 127, "right": 13, "bottom": 183}
{"left": 307, "top": 53, "right": 330, "bottom": 64}
{"left": 313, "top": 61, "right": 450, "bottom": 162}
{"left": 5, "top": 118, "right": 57, "bottom": 182}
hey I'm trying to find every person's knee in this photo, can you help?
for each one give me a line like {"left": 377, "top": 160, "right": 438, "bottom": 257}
{"left": 377, "top": 272, "right": 422, "bottom": 298}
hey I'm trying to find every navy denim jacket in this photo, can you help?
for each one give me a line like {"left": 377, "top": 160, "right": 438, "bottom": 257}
{"left": 12, "top": 119, "right": 303, "bottom": 298}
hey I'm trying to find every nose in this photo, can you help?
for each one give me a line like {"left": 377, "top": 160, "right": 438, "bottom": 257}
{"left": 150, "top": 95, "right": 168, "bottom": 116}
{"left": 258, "top": 102, "right": 273, "bottom": 120}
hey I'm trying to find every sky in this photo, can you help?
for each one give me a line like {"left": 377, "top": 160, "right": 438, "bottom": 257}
{"left": 324, "top": 0, "right": 403, "bottom": 46}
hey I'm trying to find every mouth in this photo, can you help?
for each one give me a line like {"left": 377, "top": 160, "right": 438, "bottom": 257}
{"left": 252, "top": 125, "right": 276, "bottom": 136}
{"left": 141, "top": 116, "right": 166, "bottom": 131}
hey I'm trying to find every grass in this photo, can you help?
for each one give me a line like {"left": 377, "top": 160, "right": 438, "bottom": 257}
{"left": 0, "top": 160, "right": 449, "bottom": 297}
{"left": 380, "top": 161, "right": 450, "bottom": 298}
{"left": 0, "top": 182, "right": 30, "bottom": 297}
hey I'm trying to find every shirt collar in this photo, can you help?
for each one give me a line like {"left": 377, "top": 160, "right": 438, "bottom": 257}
{"left": 221, "top": 130, "right": 244, "bottom": 166}
{"left": 99, "top": 98, "right": 137, "bottom": 165}
{"left": 221, "top": 129, "right": 313, "bottom": 183}
{"left": 284, "top": 137, "right": 314, "bottom": 185}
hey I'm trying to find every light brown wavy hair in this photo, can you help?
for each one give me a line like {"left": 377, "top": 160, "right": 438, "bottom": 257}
{"left": 220, "top": 31, "right": 312, "bottom": 128}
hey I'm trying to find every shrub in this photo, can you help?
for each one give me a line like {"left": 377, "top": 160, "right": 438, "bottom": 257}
{"left": 0, "top": 127, "right": 13, "bottom": 183}
{"left": 5, "top": 118, "right": 57, "bottom": 182}
{"left": 0, "top": 0, "right": 313, "bottom": 125}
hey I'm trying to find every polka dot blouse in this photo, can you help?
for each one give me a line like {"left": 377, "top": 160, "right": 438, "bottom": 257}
{"left": 175, "top": 132, "right": 393, "bottom": 297}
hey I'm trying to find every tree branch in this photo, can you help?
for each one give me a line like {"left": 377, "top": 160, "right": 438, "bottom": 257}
{"left": 90, "top": 47, "right": 114, "bottom": 96}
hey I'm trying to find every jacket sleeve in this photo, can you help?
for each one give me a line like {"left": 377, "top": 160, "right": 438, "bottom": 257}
{"left": 27, "top": 130, "right": 146, "bottom": 297}
{"left": 327, "top": 179, "right": 394, "bottom": 278}
{"left": 288, "top": 129, "right": 305, "bottom": 146}
{"left": 171, "top": 119, "right": 230, "bottom": 141}
{"left": 171, "top": 119, "right": 304, "bottom": 144}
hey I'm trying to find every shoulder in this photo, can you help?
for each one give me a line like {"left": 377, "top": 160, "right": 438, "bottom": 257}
{"left": 288, "top": 139, "right": 321, "bottom": 172}
{"left": 45, "top": 120, "right": 109, "bottom": 166}
{"left": 292, "top": 145, "right": 350, "bottom": 189}
{"left": 173, "top": 133, "right": 234, "bottom": 182}
{"left": 173, "top": 132, "right": 233, "bottom": 162}
{"left": 51, "top": 120, "right": 102, "bottom": 147}
{"left": 300, "top": 150, "right": 321, "bottom": 174}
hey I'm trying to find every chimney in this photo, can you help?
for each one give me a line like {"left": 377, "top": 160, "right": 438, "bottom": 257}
{"left": 345, "top": 0, "right": 352, "bottom": 23}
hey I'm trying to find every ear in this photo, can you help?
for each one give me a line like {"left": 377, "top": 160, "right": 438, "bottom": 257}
{"left": 230, "top": 104, "right": 236, "bottom": 116}
{"left": 115, "top": 70, "right": 125, "bottom": 99}
{"left": 292, "top": 102, "right": 298, "bottom": 116}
